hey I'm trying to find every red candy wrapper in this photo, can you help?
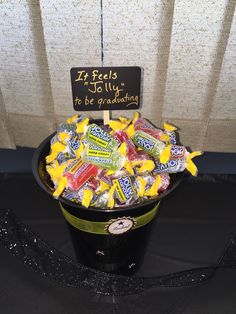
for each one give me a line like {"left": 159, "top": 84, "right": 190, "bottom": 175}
{"left": 134, "top": 118, "right": 167, "bottom": 142}
{"left": 64, "top": 159, "right": 100, "bottom": 190}
{"left": 86, "top": 177, "right": 100, "bottom": 191}
{"left": 158, "top": 173, "right": 170, "bottom": 192}
{"left": 114, "top": 130, "right": 139, "bottom": 161}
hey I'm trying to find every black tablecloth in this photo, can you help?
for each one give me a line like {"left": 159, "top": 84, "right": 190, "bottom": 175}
{"left": 1, "top": 173, "right": 236, "bottom": 313}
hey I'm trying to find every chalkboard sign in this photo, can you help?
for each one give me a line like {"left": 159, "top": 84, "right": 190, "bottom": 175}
{"left": 70, "top": 67, "right": 141, "bottom": 111}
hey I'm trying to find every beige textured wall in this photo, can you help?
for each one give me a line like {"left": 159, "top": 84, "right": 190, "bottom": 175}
{"left": 0, "top": 0, "right": 235, "bottom": 151}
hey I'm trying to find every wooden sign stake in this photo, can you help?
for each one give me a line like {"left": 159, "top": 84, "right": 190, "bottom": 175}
{"left": 103, "top": 110, "right": 110, "bottom": 125}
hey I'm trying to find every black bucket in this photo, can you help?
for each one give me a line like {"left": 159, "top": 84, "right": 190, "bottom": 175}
{"left": 32, "top": 131, "right": 184, "bottom": 275}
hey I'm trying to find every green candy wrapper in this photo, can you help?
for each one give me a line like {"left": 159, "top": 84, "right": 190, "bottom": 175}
{"left": 132, "top": 130, "right": 165, "bottom": 159}
{"left": 82, "top": 143, "right": 125, "bottom": 171}
{"left": 85, "top": 123, "right": 119, "bottom": 150}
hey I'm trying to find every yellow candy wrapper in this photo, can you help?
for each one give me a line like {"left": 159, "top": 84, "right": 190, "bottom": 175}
{"left": 82, "top": 189, "right": 94, "bottom": 208}
{"left": 145, "top": 175, "right": 162, "bottom": 197}
{"left": 76, "top": 117, "right": 89, "bottom": 133}
{"left": 163, "top": 122, "right": 177, "bottom": 132}
{"left": 46, "top": 141, "right": 67, "bottom": 164}
{"left": 109, "top": 118, "right": 130, "bottom": 131}
{"left": 185, "top": 151, "right": 203, "bottom": 176}
{"left": 136, "top": 176, "right": 147, "bottom": 197}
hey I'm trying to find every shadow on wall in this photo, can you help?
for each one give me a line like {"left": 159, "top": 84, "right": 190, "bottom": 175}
{"left": 152, "top": 0, "right": 175, "bottom": 127}
{"left": 28, "top": 1, "right": 55, "bottom": 125}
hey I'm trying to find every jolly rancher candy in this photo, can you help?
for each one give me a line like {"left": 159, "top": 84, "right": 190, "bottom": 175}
{"left": 154, "top": 151, "right": 202, "bottom": 176}
{"left": 134, "top": 117, "right": 178, "bottom": 145}
{"left": 62, "top": 181, "right": 97, "bottom": 208}
{"left": 134, "top": 118, "right": 169, "bottom": 142}
{"left": 113, "top": 174, "right": 138, "bottom": 207}
{"left": 45, "top": 112, "right": 202, "bottom": 208}
{"left": 114, "top": 129, "right": 139, "bottom": 161}
{"left": 82, "top": 143, "right": 125, "bottom": 171}
{"left": 46, "top": 134, "right": 84, "bottom": 164}
{"left": 158, "top": 173, "right": 170, "bottom": 192}
{"left": 49, "top": 158, "right": 100, "bottom": 198}
{"left": 132, "top": 130, "right": 170, "bottom": 163}
{"left": 163, "top": 122, "right": 177, "bottom": 145}
{"left": 85, "top": 123, "right": 119, "bottom": 150}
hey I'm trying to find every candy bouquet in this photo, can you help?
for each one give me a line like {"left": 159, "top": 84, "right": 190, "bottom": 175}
{"left": 45, "top": 112, "right": 202, "bottom": 209}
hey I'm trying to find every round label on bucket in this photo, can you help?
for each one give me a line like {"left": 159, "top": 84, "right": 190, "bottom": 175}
{"left": 107, "top": 217, "right": 135, "bottom": 235}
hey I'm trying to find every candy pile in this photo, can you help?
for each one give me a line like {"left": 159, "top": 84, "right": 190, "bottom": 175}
{"left": 45, "top": 113, "right": 202, "bottom": 209}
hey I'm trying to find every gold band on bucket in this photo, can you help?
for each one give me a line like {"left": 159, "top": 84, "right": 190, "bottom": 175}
{"left": 59, "top": 202, "right": 160, "bottom": 235}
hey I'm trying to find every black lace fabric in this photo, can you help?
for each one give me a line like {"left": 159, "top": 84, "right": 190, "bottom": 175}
{"left": 1, "top": 208, "right": 235, "bottom": 296}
